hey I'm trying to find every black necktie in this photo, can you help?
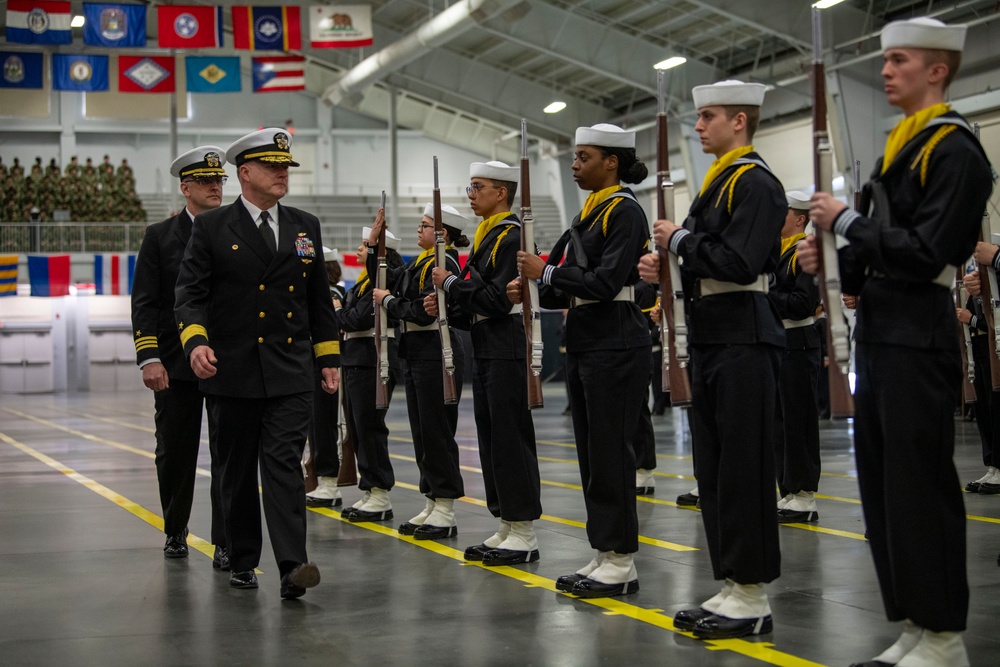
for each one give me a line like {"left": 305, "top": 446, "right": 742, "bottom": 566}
{"left": 258, "top": 210, "right": 276, "bottom": 256}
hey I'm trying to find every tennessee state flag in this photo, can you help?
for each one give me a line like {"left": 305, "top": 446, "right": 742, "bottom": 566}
{"left": 232, "top": 6, "right": 301, "bottom": 51}
{"left": 27, "top": 255, "right": 71, "bottom": 297}
{"left": 157, "top": 5, "right": 223, "bottom": 48}
{"left": 119, "top": 55, "right": 175, "bottom": 93}
{"left": 94, "top": 253, "right": 135, "bottom": 295}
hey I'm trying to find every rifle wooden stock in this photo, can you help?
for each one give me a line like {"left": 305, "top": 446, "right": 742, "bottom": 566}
{"left": 432, "top": 156, "right": 459, "bottom": 405}
{"left": 519, "top": 119, "right": 544, "bottom": 409}
{"left": 973, "top": 123, "right": 1000, "bottom": 390}
{"left": 374, "top": 190, "right": 390, "bottom": 410}
{"left": 655, "top": 70, "right": 692, "bottom": 407}
{"left": 956, "top": 267, "right": 976, "bottom": 407}
{"left": 812, "top": 8, "right": 854, "bottom": 419}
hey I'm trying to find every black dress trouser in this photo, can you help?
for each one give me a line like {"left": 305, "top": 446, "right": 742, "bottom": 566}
{"left": 773, "top": 344, "right": 821, "bottom": 496}
{"left": 403, "top": 352, "right": 465, "bottom": 499}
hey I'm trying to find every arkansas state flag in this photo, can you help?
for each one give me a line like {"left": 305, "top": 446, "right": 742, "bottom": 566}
{"left": 0, "top": 255, "right": 18, "bottom": 297}
{"left": 252, "top": 56, "right": 304, "bottom": 92}
{"left": 157, "top": 5, "right": 223, "bottom": 48}
{"left": 119, "top": 55, "right": 175, "bottom": 93}
{"left": 233, "top": 6, "right": 301, "bottom": 51}
{"left": 310, "top": 5, "right": 373, "bottom": 49}
{"left": 27, "top": 255, "right": 71, "bottom": 297}
{"left": 53, "top": 54, "right": 110, "bottom": 92}
{"left": 83, "top": 3, "right": 147, "bottom": 48}
{"left": 6, "top": 0, "right": 72, "bottom": 45}
{"left": 94, "top": 253, "right": 135, "bottom": 295}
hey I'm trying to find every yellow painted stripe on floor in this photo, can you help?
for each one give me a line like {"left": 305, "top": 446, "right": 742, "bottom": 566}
{"left": 780, "top": 523, "right": 867, "bottom": 540}
{"left": 308, "top": 502, "right": 824, "bottom": 667}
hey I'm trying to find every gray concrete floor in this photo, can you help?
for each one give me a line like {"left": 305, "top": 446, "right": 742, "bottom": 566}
{"left": 0, "top": 387, "right": 998, "bottom": 666}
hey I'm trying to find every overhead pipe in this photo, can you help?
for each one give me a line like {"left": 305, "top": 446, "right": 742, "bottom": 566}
{"left": 323, "top": 0, "right": 520, "bottom": 107}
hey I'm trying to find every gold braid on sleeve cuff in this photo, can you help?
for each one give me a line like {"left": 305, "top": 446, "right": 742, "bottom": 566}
{"left": 179, "top": 324, "right": 209, "bottom": 347}
{"left": 313, "top": 340, "right": 340, "bottom": 358}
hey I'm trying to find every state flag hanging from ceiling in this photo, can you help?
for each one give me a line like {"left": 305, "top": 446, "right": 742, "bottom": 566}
{"left": 0, "top": 51, "right": 44, "bottom": 89}
{"left": 252, "top": 56, "right": 304, "bottom": 93}
{"left": 83, "top": 3, "right": 147, "bottom": 48}
{"left": 309, "top": 5, "right": 373, "bottom": 49}
{"left": 118, "top": 55, "right": 175, "bottom": 93}
{"left": 232, "top": 6, "right": 301, "bottom": 51}
{"left": 186, "top": 56, "right": 241, "bottom": 93}
{"left": 5, "top": 0, "right": 72, "bottom": 45}
{"left": 53, "top": 54, "right": 110, "bottom": 92}
{"left": 157, "top": 5, "right": 223, "bottom": 49}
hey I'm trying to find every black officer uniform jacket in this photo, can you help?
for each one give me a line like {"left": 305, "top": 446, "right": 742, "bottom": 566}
{"left": 833, "top": 111, "right": 993, "bottom": 351}
{"left": 174, "top": 196, "right": 340, "bottom": 398}
{"left": 538, "top": 188, "right": 650, "bottom": 353}
{"left": 671, "top": 153, "right": 786, "bottom": 348}
{"left": 373, "top": 247, "right": 462, "bottom": 362}
{"left": 132, "top": 210, "right": 198, "bottom": 381}
{"left": 769, "top": 236, "right": 821, "bottom": 350}
{"left": 444, "top": 213, "right": 524, "bottom": 360}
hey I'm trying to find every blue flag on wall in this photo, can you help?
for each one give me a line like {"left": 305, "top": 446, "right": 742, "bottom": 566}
{"left": 185, "top": 56, "right": 241, "bottom": 93}
{"left": 0, "top": 51, "right": 43, "bottom": 89}
{"left": 53, "top": 54, "right": 109, "bottom": 91}
{"left": 83, "top": 3, "right": 146, "bottom": 47}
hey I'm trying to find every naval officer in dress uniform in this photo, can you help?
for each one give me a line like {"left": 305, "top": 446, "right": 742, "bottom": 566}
{"left": 131, "top": 146, "right": 228, "bottom": 568}
{"left": 174, "top": 128, "right": 341, "bottom": 600}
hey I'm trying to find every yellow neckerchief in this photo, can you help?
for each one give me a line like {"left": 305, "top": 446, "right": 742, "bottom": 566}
{"left": 415, "top": 245, "right": 453, "bottom": 290}
{"left": 699, "top": 145, "right": 754, "bottom": 196}
{"left": 473, "top": 211, "right": 512, "bottom": 253}
{"left": 780, "top": 232, "right": 807, "bottom": 274}
{"left": 354, "top": 269, "right": 370, "bottom": 296}
{"left": 580, "top": 185, "right": 622, "bottom": 220}
{"left": 882, "top": 102, "right": 950, "bottom": 174}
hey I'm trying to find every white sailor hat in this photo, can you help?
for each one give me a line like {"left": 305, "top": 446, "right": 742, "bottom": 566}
{"left": 362, "top": 227, "right": 401, "bottom": 250}
{"left": 422, "top": 202, "right": 472, "bottom": 233}
{"left": 322, "top": 246, "right": 341, "bottom": 262}
{"left": 469, "top": 160, "right": 519, "bottom": 183}
{"left": 786, "top": 190, "right": 811, "bottom": 210}
{"left": 226, "top": 128, "right": 300, "bottom": 167}
{"left": 170, "top": 146, "right": 227, "bottom": 179}
{"left": 692, "top": 80, "right": 767, "bottom": 109}
{"left": 575, "top": 123, "right": 636, "bottom": 149}
{"left": 881, "top": 17, "right": 966, "bottom": 52}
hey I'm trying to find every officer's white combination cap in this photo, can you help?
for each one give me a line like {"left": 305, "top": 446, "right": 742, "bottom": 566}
{"left": 692, "top": 80, "right": 766, "bottom": 109}
{"left": 469, "top": 161, "right": 519, "bottom": 183}
{"left": 575, "top": 123, "right": 636, "bottom": 149}
{"left": 170, "top": 146, "right": 227, "bottom": 179}
{"left": 362, "top": 227, "right": 401, "bottom": 250}
{"left": 881, "top": 17, "right": 966, "bottom": 52}
{"left": 786, "top": 191, "right": 811, "bottom": 210}
{"left": 226, "top": 128, "right": 300, "bottom": 167}
{"left": 422, "top": 202, "right": 472, "bottom": 233}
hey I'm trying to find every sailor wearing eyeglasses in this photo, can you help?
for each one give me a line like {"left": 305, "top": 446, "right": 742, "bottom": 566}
{"left": 131, "top": 146, "right": 230, "bottom": 569}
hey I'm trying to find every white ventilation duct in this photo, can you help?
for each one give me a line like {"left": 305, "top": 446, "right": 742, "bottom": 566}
{"left": 322, "top": 0, "right": 521, "bottom": 107}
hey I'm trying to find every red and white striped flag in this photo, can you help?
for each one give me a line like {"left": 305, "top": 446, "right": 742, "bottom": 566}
{"left": 251, "top": 55, "right": 305, "bottom": 92}
{"left": 94, "top": 253, "right": 136, "bottom": 295}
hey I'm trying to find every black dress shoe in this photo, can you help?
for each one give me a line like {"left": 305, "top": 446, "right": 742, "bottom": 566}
{"left": 570, "top": 577, "right": 639, "bottom": 598}
{"left": 980, "top": 483, "right": 1000, "bottom": 495}
{"left": 306, "top": 494, "right": 343, "bottom": 508}
{"left": 555, "top": 573, "right": 587, "bottom": 592}
{"left": 846, "top": 662, "right": 893, "bottom": 667}
{"left": 413, "top": 524, "right": 457, "bottom": 540}
{"left": 673, "top": 607, "right": 714, "bottom": 631}
{"left": 346, "top": 508, "right": 393, "bottom": 522}
{"left": 280, "top": 562, "right": 320, "bottom": 600}
{"left": 398, "top": 521, "right": 420, "bottom": 536}
{"left": 676, "top": 493, "right": 700, "bottom": 508}
{"left": 776, "top": 509, "right": 819, "bottom": 523}
{"left": 464, "top": 544, "right": 492, "bottom": 561}
{"left": 692, "top": 613, "right": 772, "bottom": 639}
{"left": 163, "top": 531, "right": 189, "bottom": 559}
{"left": 636, "top": 486, "right": 655, "bottom": 496}
{"left": 212, "top": 545, "right": 230, "bottom": 571}
{"left": 481, "top": 548, "right": 540, "bottom": 566}
{"left": 229, "top": 570, "right": 258, "bottom": 589}
{"left": 965, "top": 480, "right": 984, "bottom": 493}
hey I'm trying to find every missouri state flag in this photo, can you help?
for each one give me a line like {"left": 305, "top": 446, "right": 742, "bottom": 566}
{"left": 27, "top": 255, "right": 71, "bottom": 297}
{"left": 186, "top": 56, "right": 241, "bottom": 93}
{"left": 157, "top": 5, "right": 223, "bottom": 49}
{"left": 232, "top": 6, "right": 301, "bottom": 51}
{"left": 94, "top": 253, "right": 135, "bottom": 295}
{"left": 252, "top": 56, "right": 304, "bottom": 92}
{"left": 118, "top": 55, "right": 175, "bottom": 93}
{"left": 53, "top": 54, "right": 110, "bottom": 92}
{"left": 6, "top": 1, "right": 72, "bottom": 45}
{"left": 83, "top": 3, "right": 147, "bottom": 48}
{"left": 0, "top": 51, "right": 44, "bottom": 89}
{"left": 0, "top": 255, "right": 18, "bottom": 297}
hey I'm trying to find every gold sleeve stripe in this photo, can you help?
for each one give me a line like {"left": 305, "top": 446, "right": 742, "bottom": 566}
{"left": 134, "top": 336, "right": 157, "bottom": 343}
{"left": 179, "top": 324, "right": 208, "bottom": 347}
{"left": 313, "top": 340, "right": 340, "bottom": 357}
{"left": 135, "top": 342, "right": 159, "bottom": 352}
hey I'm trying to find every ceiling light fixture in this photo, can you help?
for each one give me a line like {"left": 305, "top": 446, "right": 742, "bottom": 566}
{"left": 812, "top": 0, "right": 845, "bottom": 8}
{"left": 543, "top": 101, "right": 566, "bottom": 114}
{"left": 654, "top": 56, "right": 686, "bottom": 70}
{"left": 71, "top": 15, "right": 85, "bottom": 27}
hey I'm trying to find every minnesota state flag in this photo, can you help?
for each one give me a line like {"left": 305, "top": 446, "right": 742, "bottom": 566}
{"left": 185, "top": 56, "right": 241, "bottom": 93}
{"left": 0, "top": 255, "right": 18, "bottom": 297}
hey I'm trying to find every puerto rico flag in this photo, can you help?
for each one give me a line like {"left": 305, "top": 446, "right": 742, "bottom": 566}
{"left": 233, "top": 6, "right": 301, "bottom": 51}
{"left": 27, "top": 255, "right": 71, "bottom": 297}
{"left": 118, "top": 55, "right": 175, "bottom": 93}
{"left": 252, "top": 56, "right": 304, "bottom": 92}
{"left": 94, "top": 253, "right": 136, "bottom": 295}
{"left": 6, "top": 0, "right": 72, "bottom": 45}
{"left": 157, "top": 5, "right": 223, "bottom": 49}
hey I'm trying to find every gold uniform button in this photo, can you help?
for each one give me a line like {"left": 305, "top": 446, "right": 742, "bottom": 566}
{"left": 302, "top": 272, "right": 306, "bottom": 278}
{"left": 259, "top": 284, "right": 265, "bottom": 291}
{"left": 289, "top": 285, "right": 294, "bottom": 292}
{"left": 259, "top": 312, "right": 265, "bottom": 318}
{"left": 287, "top": 312, "right": 293, "bottom": 319}
{"left": 257, "top": 337, "right": 264, "bottom": 344}
{"left": 287, "top": 337, "right": 293, "bottom": 344}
